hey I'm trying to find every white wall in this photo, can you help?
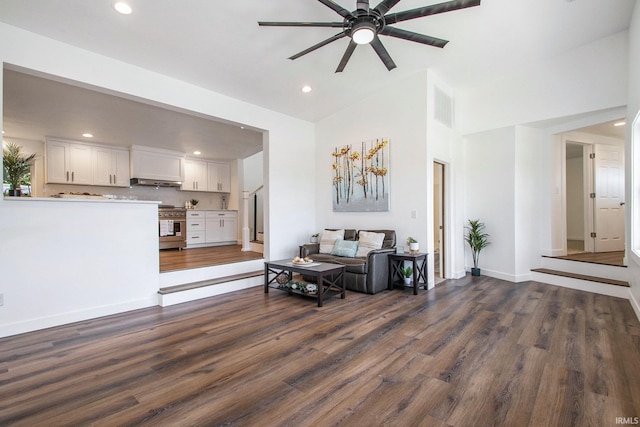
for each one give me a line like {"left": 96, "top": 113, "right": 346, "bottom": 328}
{"left": 0, "top": 23, "right": 315, "bottom": 336}
{"left": 626, "top": 3, "right": 640, "bottom": 318}
{"left": 315, "top": 71, "right": 432, "bottom": 278}
{"left": 0, "top": 199, "right": 159, "bottom": 337}
{"left": 566, "top": 155, "right": 585, "bottom": 240}
{"left": 463, "top": 127, "right": 516, "bottom": 279}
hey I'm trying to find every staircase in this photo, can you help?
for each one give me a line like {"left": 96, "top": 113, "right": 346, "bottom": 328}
{"left": 531, "top": 256, "right": 629, "bottom": 298}
{"left": 158, "top": 259, "right": 264, "bottom": 306}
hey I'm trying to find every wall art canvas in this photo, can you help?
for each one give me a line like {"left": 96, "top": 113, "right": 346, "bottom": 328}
{"left": 332, "top": 138, "right": 390, "bottom": 212}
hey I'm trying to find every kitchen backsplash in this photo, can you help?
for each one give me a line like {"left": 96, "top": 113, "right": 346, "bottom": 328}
{"left": 43, "top": 183, "right": 233, "bottom": 209}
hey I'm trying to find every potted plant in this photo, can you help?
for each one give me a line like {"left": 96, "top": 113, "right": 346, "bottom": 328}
{"left": 310, "top": 233, "right": 319, "bottom": 244}
{"left": 401, "top": 266, "right": 413, "bottom": 285}
{"left": 190, "top": 199, "right": 199, "bottom": 209}
{"left": 407, "top": 237, "right": 419, "bottom": 253}
{"left": 3, "top": 142, "right": 36, "bottom": 197}
{"left": 465, "top": 219, "right": 490, "bottom": 276}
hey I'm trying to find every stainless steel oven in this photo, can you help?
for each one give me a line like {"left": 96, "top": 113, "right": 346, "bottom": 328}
{"left": 158, "top": 206, "right": 186, "bottom": 250}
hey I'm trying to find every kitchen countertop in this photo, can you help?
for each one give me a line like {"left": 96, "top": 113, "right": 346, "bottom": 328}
{"left": 2, "top": 197, "right": 162, "bottom": 205}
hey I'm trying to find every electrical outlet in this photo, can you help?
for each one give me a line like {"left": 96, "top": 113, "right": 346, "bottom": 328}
{"left": 411, "top": 209, "right": 417, "bottom": 219}
{"left": 0, "top": 293, "right": 4, "bottom": 306}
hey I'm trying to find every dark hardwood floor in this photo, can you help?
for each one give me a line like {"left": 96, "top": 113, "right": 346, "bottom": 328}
{"left": 160, "top": 245, "right": 263, "bottom": 272}
{"left": 1, "top": 276, "right": 639, "bottom": 426}
{"left": 551, "top": 251, "right": 626, "bottom": 267}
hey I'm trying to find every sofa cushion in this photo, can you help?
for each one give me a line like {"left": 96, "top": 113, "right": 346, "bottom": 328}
{"left": 355, "top": 231, "right": 385, "bottom": 257}
{"left": 306, "top": 253, "right": 367, "bottom": 274}
{"left": 331, "top": 239, "right": 359, "bottom": 257}
{"left": 319, "top": 229, "right": 344, "bottom": 254}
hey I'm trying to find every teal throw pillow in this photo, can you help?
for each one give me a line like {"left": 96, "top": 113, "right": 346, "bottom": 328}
{"left": 331, "top": 239, "right": 359, "bottom": 258}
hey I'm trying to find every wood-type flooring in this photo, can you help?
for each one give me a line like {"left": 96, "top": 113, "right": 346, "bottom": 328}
{"left": 1, "top": 276, "right": 639, "bottom": 426}
{"left": 160, "top": 244, "right": 263, "bottom": 272}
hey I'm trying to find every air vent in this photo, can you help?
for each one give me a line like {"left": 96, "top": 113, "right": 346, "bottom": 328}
{"left": 434, "top": 86, "right": 453, "bottom": 128}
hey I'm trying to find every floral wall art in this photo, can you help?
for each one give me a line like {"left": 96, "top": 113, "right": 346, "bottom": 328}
{"left": 332, "top": 138, "right": 390, "bottom": 212}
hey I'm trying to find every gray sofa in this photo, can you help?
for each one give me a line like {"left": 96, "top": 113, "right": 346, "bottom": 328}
{"left": 299, "top": 229, "right": 396, "bottom": 294}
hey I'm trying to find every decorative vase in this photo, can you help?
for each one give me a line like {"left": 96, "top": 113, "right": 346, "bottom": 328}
{"left": 7, "top": 189, "right": 21, "bottom": 197}
{"left": 471, "top": 268, "right": 481, "bottom": 277}
{"left": 310, "top": 236, "right": 318, "bottom": 243}
{"left": 409, "top": 242, "right": 419, "bottom": 253}
{"left": 403, "top": 277, "right": 411, "bottom": 285}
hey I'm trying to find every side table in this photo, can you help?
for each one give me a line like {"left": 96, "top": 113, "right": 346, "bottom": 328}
{"left": 388, "top": 252, "right": 428, "bottom": 295}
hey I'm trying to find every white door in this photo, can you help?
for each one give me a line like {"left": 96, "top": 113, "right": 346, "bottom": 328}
{"left": 593, "top": 144, "right": 625, "bottom": 252}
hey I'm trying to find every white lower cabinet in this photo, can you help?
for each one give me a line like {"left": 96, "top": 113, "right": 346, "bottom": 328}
{"left": 187, "top": 210, "right": 237, "bottom": 248}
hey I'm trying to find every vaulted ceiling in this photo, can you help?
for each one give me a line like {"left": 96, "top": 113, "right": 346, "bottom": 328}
{"left": 0, "top": 0, "right": 634, "bottom": 155}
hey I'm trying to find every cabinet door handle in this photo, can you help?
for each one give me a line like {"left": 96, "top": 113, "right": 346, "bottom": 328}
{"left": 66, "top": 171, "right": 69, "bottom": 182}
{"left": 114, "top": 174, "right": 117, "bottom": 184}
{"left": 192, "top": 223, "right": 199, "bottom": 226}
{"left": 72, "top": 171, "right": 75, "bottom": 182}
{"left": 109, "top": 174, "right": 112, "bottom": 184}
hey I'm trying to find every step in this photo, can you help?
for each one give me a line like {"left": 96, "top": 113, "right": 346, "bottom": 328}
{"left": 159, "top": 270, "right": 264, "bottom": 294}
{"left": 540, "top": 256, "right": 628, "bottom": 282}
{"left": 158, "top": 259, "right": 265, "bottom": 307}
{"left": 531, "top": 268, "right": 630, "bottom": 299}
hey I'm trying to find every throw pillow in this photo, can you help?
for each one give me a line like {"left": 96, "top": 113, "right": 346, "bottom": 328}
{"left": 355, "top": 231, "right": 385, "bottom": 257}
{"left": 319, "top": 229, "right": 345, "bottom": 254}
{"left": 331, "top": 239, "right": 359, "bottom": 258}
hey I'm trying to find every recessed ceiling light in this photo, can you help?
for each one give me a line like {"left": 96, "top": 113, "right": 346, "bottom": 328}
{"left": 193, "top": 151, "right": 201, "bottom": 155}
{"left": 301, "top": 85, "right": 312, "bottom": 93}
{"left": 613, "top": 121, "right": 626, "bottom": 127}
{"left": 114, "top": 2, "right": 132, "bottom": 15}
{"left": 82, "top": 133, "right": 93, "bottom": 138}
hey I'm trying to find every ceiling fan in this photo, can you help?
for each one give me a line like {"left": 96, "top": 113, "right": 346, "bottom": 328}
{"left": 258, "top": 0, "right": 481, "bottom": 72}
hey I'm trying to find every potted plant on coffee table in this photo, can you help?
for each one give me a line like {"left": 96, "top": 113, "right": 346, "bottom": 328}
{"left": 3, "top": 142, "right": 36, "bottom": 197}
{"left": 465, "top": 219, "right": 490, "bottom": 276}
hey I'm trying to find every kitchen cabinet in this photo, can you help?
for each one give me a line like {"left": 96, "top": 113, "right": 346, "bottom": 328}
{"left": 186, "top": 211, "right": 206, "bottom": 246}
{"left": 130, "top": 145, "right": 185, "bottom": 182}
{"left": 181, "top": 159, "right": 209, "bottom": 192}
{"left": 186, "top": 210, "right": 237, "bottom": 248}
{"left": 93, "top": 146, "right": 130, "bottom": 187}
{"left": 46, "top": 139, "right": 93, "bottom": 185}
{"left": 208, "top": 162, "right": 231, "bottom": 193}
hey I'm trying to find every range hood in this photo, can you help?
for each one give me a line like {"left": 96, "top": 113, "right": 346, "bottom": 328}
{"left": 129, "top": 178, "right": 182, "bottom": 188}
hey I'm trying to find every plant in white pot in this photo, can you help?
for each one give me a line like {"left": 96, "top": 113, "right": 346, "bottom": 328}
{"left": 464, "top": 219, "right": 490, "bottom": 276}
{"left": 401, "top": 266, "right": 413, "bottom": 285}
{"left": 407, "top": 237, "right": 419, "bottom": 253}
{"left": 3, "top": 142, "right": 36, "bottom": 197}
{"left": 310, "top": 233, "right": 319, "bottom": 244}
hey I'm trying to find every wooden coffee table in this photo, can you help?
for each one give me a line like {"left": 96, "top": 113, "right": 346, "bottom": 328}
{"left": 264, "top": 259, "right": 346, "bottom": 307}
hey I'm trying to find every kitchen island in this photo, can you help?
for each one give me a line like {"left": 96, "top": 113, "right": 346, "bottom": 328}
{"left": 0, "top": 196, "right": 161, "bottom": 338}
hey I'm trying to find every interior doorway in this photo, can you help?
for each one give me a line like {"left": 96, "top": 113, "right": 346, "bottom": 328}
{"left": 564, "top": 129, "right": 625, "bottom": 256}
{"left": 433, "top": 162, "right": 445, "bottom": 282}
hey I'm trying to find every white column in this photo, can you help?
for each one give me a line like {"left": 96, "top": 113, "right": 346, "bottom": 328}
{"left": 242, "top": 190, "right": 250, "bottom": 251}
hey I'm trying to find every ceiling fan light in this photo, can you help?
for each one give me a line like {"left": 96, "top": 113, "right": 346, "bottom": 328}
{"left": 352, "top": 24, "right": 375, "bottom": 44}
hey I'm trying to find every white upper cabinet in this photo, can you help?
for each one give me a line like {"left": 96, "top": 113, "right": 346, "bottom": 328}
{"left": 208, "top": 162, "right": 231, "bottom": 193}
{"left": 46, "top": 138, "right": 93, "bottom": 185}
{"left": 130, "top": 145, "right": 185, "bottom": 182}
{"left": 93, "top": 146, "right": 130, "bottom": 187}
{"left": 181, "top": 159, "right": 209, "bottom": 192}
{"left": 180, "top": 159, "right": 231, "bottom": 193}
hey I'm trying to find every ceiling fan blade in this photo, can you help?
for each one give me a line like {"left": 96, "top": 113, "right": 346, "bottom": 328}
{"left": 289, "top": 32, "right": 347, "bottom": 60}
{"left": 373, "top": 0, "right": 402, "bottom": 15}
{"left": 380, "top": 26, "right": 449, "bottom": 48}
{"left": 385, "top": 0, "right": 481, "bottom": 25}
{"left": 258, "top": 21, "right": 344, "bottom": 28}
{"left": 317, "top": 0, "right": 354, "bottom": 18}
{"left": 357, "top": 0, "right": 370, "bottom": 12}
{"left": 370, "top": 37, "right": 397, "bottom": 71}
{"left": 335, "top": 40, "right": 358, "bottom": 73}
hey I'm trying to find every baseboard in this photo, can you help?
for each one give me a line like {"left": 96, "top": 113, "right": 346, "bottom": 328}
{"left": 629, "top": 289, "right": 640, "bottom": 322}
{"left": 0, "top": 296, "right": 158, "bottom": 339}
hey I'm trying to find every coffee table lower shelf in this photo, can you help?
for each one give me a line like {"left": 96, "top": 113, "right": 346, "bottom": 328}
{"left": 264, "top": 260, "right": 346, "bottom": 307}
